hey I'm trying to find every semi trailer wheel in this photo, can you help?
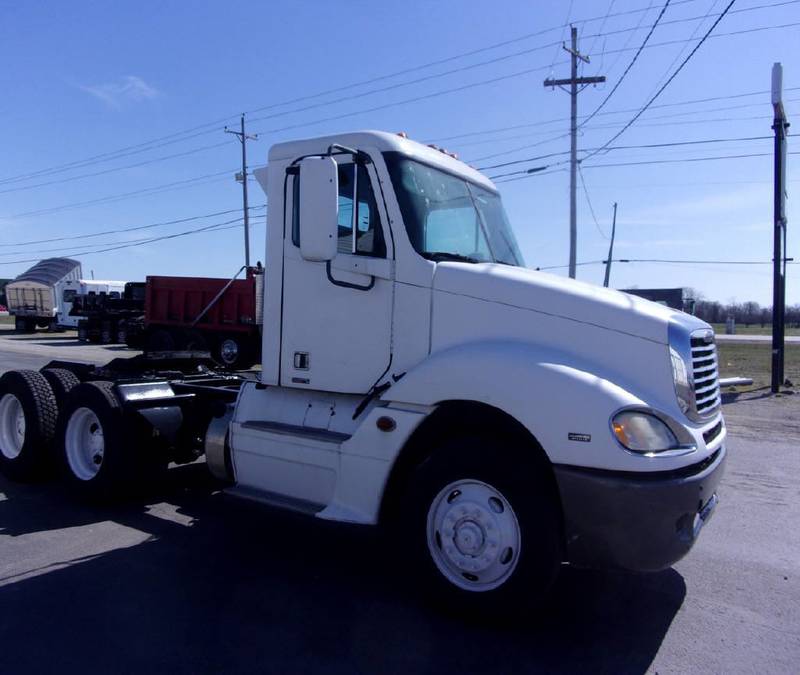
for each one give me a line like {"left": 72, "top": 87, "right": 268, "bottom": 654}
{"left": 14, "top": 317, "right": 36, "bottom": 333}
{"left": 42, "top": 368, "right": 81, "bottom": 409}
{"left": 399, "top": 436, "right": 562, "bottom": 616}
{"left": 0, "top": 370, "right": 58, "bottom": 480}
{"left": 57, "top": 381, "right": 134, "bottom": 499}
{"left": 146, "top": 328, "right": 175, "bottom": 353}
{"left": 216, "top": 336, "right": 242, "bottom": 368}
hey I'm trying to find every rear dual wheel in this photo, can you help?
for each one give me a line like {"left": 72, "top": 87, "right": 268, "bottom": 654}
{"left": 0, "top": 371, "right": 58, "bottom": 480}
{"left": 56, "top": 381, "right": 134, "bottom": 499}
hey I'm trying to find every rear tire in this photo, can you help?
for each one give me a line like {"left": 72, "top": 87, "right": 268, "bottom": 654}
{"left": 183, "top": 329, "right": 209, "bottom": 353}
{"left": 42, "top": 368, "right": 81, "bottom": 410}
{"left": 146, "top": 328, "right": 175, "bottom": 353}
{"left": 56, "top": 381, "right": 135, "bottom": 500}
{"left": 0, "top": 370, "right": 58, "bottom": 480}
{"left": 398, "top": 435, "right": 562, "bottom": 617}
{"left": 14, "top": 317, "right": 36, "bottom": 333}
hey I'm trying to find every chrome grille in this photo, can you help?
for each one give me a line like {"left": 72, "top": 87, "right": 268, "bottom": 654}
{"left": 691, "top": 333, "right": 720, "bottom": 417}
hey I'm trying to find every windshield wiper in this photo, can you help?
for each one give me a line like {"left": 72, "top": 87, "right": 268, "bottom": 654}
{"left": 424, "top": 251, "right": 482, "bottom": 264}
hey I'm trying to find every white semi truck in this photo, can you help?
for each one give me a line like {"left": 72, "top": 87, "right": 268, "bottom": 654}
{"left": 56, "top": 278, "right": 128, "bottom": 329}
{"left": 0, "top": 131, "right": 725, "bottom": 612}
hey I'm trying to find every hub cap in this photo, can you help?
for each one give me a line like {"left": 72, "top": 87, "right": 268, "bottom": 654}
{"left": 0, "top": 394, "right": 26, "bottom": 460}
{"left": 220, "top": 339, "right": 239, "bottom": 364}
{"left": 65, "top": 407, "right": 105, "bottom": 481}
{"left": 426, "top": 479, "right": 521, "bottom": 592}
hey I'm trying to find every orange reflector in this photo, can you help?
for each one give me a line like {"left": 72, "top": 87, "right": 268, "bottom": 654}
{"left": 376, "top": 416, "right": 396, "bottom": 432}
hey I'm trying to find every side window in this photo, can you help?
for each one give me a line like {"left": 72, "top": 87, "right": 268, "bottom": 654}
{"left": 337, "top": 163, "right": 386, "bottom": 257}
{"left": 292, "top": 160, "right": 386, "bottom": 258}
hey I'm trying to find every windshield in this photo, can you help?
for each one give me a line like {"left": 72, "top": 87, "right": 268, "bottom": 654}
{"left": 383, "top": 152, "right": 524, "bottom": 266}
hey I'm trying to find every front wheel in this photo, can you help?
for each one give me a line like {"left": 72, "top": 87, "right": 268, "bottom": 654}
{"left": 400, "top": 437, "right": 562, "bottom": 615}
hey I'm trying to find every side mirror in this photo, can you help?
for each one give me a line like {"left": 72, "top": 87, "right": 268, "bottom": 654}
{"left": 298, "top": 156, "right": 339, "bottom": 262}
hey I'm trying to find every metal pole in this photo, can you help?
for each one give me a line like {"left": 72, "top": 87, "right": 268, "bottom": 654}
{"left": 604, "top": 202, "right": 618, "bottom": 288}
{"left": 569, "top": 27, "right": 578, "bottom": 280}
{"left": 241, "top": 115, "right": 251, "bottom": 268}
{"left": 771, "top": 63, "right": 789, "bottom": 393}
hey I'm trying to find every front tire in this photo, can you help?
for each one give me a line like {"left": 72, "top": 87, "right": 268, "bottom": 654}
{"left": 0, "top": 370, "right": 58, "bottom": 480}
{"left": 400, "top": 436, "right": 562, "bottom": 615}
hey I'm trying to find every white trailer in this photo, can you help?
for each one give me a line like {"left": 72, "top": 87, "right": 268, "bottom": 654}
{"left": 55, "top": 279, "right": 128, "bottom": 329}
{"left": 0, "top": 132, "right": 725, "bottom": 614}
{"left": 6, "top": 258, "right": 82, "bottom": 332}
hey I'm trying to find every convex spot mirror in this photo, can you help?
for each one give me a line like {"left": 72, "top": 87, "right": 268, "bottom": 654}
{"left": 298, "top": 156, "right": 339, "bottom": 262}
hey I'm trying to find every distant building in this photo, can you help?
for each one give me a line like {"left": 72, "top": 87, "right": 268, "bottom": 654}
{"left": 621, "top": 287, "right": 695, "bottom": 314}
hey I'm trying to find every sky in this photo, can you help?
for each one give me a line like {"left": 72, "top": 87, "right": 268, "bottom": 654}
{"left": 0, "top": 0, "right": 798, "bottom": 305}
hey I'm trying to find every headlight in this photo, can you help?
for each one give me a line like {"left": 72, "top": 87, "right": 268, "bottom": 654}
{"left": 612, "top": 411, "right": 679, "bottom": 453}
{"left": 670, "top": 346, "right": 692, "bottom": 415}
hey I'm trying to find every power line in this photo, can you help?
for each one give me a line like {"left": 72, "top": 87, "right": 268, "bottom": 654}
{"left": 1, "top": 169, "right": 237, "bottom": 220}
{"left": 0, "top": 205, "right": 266, "bottom": 248}
{"left": 579, "top": 0, "right": 672, "bottom": 129}
{"left": 0, "top": 1, "right": 774, "bottom": 190}
{"left": 0, "top": 2, "right": 681, "bottom": 187}
{"left": 494, "top": 150, "right": 799, "bottom": 182}
{"left": 440, "top": 85, "right": 800, "bottom": 147}
{"left": 0, "top": 120, "right": 237, "bottom": 188}
{"left": 581, "top": 0, "right": 738, "bottom": 163}
{"left": 0, "top": 141, "right": 231, "bottom": 196}
{"left": 536, "top": 258, "right": 799, "bottom": 270}
{"left": 577, "top": 164, "right": 609, "bottom": 239}
{"left": 582, "top": 150, "right": 800, "bottom": 169}
{"left": 603, "top": 0, "right": 656, "bottom": 76}
{"left": 484, "top": 135, "right": 774, "bottom": 175}
{"left": 0, "top": 217, "right": 267, "bottom": 266}
{"left": 642, "top": 0, "right": 723, "bottom": 101}
{"left": 249, "top": 61, "right": 561, "bottom": 137}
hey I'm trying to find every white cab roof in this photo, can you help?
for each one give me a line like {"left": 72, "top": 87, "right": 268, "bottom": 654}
{"left": 267, "top": 130, "right": 496, "bottom": 192}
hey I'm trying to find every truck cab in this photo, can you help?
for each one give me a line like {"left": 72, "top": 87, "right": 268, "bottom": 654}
{"left": 56, "top": 279, "right": 127, "bottom": 329}
{"left": 0, "top": 131, "right": 725, "bottom": 613}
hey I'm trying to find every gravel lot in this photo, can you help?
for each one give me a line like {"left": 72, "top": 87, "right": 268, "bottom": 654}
{"left": 0, "top": 332, "right": 798, "bottom": 674}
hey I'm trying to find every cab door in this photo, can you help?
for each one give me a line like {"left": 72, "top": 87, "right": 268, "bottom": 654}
{"left": 280, "top": 155, "right": 394, "bottom": 394}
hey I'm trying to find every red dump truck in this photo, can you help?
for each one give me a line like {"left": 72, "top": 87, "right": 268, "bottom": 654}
{"left": 123, "top": 265, "right": 264, "bottom": 369}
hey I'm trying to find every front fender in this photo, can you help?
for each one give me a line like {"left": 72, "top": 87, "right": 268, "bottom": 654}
{"left": 384, "top": 340, "right": 652, "bottom": 472}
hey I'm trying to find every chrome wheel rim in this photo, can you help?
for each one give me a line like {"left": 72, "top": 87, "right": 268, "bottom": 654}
{"left": 65, "top": 407, "right": 105, "bottom": 480}
{"left": 426, "top": 479, "right": 521, "bottom": 592}
{"left": 0, "top": 393, "right": 26, "bottom": 460}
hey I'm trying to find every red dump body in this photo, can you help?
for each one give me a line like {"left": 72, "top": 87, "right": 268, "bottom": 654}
{"left": 145, "top": 273, "right": 257, "bottom": 334}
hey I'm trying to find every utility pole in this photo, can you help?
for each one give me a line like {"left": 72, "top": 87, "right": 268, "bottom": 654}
{"left": 544, "top": 26, "right": 605, "bottom": 279}
{"left": 771, "top": 63, "right": 790, "bottom": 393}
{"left": 225, "top": 114, "right": 258, "bottom": 268}
{"left": 604, "top": 202, "right": 618, "bottom": 288}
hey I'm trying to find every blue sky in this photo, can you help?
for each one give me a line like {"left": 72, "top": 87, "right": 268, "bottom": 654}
{"left": 0, "top": 0, "right": 797, "bottom": 305}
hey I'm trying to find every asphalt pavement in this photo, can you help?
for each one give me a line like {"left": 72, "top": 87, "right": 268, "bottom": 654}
{"left": 0, "top": 333, "right": 798, "bottom": 674}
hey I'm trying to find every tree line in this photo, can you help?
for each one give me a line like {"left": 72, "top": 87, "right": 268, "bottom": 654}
{"left": 693, "top": 297, "right": 800, "bottom": 327}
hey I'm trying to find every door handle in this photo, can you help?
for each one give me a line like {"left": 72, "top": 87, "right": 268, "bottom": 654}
{"left": 326, "top": 261, "right": 375, "bottom": 291}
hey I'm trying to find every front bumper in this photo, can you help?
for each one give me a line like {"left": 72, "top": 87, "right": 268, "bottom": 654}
{"left": 554, "top": 445, "right": 726, "bottom": 572}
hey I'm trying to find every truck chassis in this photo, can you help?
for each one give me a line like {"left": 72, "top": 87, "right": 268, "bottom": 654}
{"left": 0, "top": 356, "right": 246, "bottom": 494}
